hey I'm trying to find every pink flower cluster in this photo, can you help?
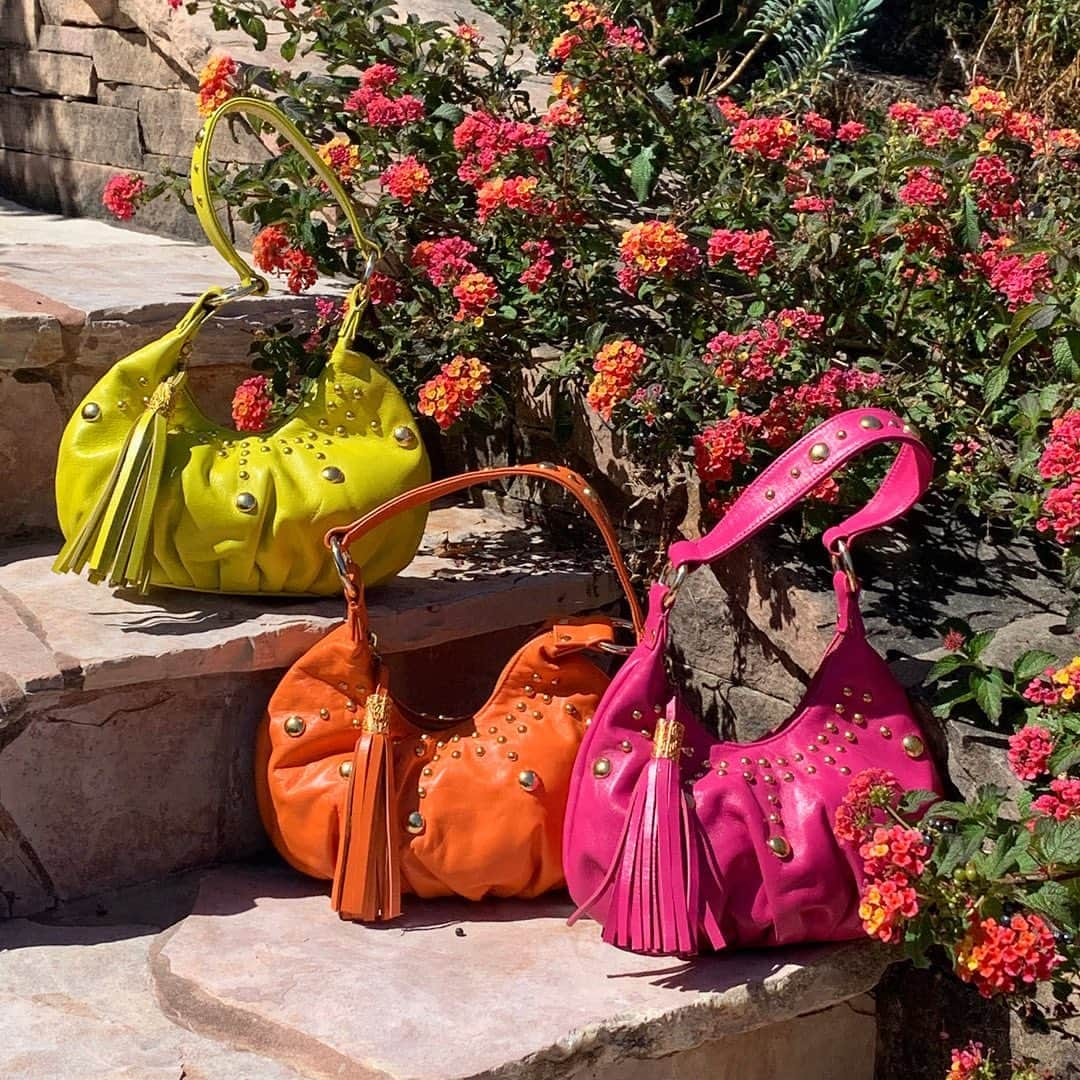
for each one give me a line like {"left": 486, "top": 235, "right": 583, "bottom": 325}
{"left": 412, "top": 236, "right": 478, "bottom": 287}
{"left": 344, "top": 64, "right": 424, "bottom": 128}
{"left": 833, "top": 768, "right": 903, "bottom": 843}
{"left": 859, "top": 825, "right": 930, "bottom": 881}
{"left": 706, "top": 228, "right": 775, "bottom": 276}
{"left": 703, "top": 308, "right": 824, "bottom": 392}
{"left": 969, "top": 234, "right": 1052, "bottom": 310}
{"left": 519, "top": 239, "right": 555, "bottom": 292}
{"left": 729, "top": 116, "right": 798, "bottom": 161}
{"left": 1031, "top": 777, "right": 1080, "bottom": 822}
{"left": 946, "top": 1041, "right": 989, "bottom": 1080}
{"left": 969, "top": 154, "right": 1020, "bottom": 219}
{"left": 1006, "top": 725, "right": 1054, "bottom": 781}
{"left": 453, "top": 110, "right": 550, "bottom": 185}
{"left": 693, "top": 413, "right": 759, "bottom": 483}
{"left": 1038, "top": 483, "right": 1080, "bottom": 546}
{"left": 898, "top": 167, "right": 948, "bottom": 209}
{"left": 887, "top": 101, "right": 968, "bottom": 147}
{"left": 1036, "top": 412, "right": 1080, "bottom": 546}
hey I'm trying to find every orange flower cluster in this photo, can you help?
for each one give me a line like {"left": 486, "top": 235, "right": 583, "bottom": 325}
{"left": 380, "top": 155, "right": 431, "bottom": 205}
{"left": 857, "top": 878, "right": 919, "bottom": 944}
{"left": 417, "top": 355, "right": 491, "bottom": 429}
{"left": 197, "top": 55, "right": 238, "bottom": 117}
{"left": 452, "top": 271, "right": 498, "bottom": 323}
{"left": 476, "top": 175, "right": 548, "bottom": 222}
{"left": 251, "top": 225, "right": 318, "bottom": 294}
{"left": 586, "top": 339, "right": 645, "bottom": 420}
{"left": 617, "top": 221, "right": 700, "bottom": 292}
{"left": 231, "top": 374, "right": 273, "bottom": 432}
{"left": 955, "top": 912, "right": 1062, "bottom": 997}
{"left": 318, "top": 135, "right": 360, "bottom": 181}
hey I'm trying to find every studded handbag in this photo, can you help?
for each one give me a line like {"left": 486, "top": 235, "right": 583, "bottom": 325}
{"left": 563, "top": 408, "right": 945, "bottom": 956}
{"left": 52, "top": 97, "right": 430, "bottom": 594}
{"left": 255, "top": 464, "right": 644, "bottom": 921}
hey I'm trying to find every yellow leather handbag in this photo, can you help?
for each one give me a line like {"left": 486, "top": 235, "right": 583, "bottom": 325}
{"left": 53, "top": 97, "right": 430, "bottom": 595}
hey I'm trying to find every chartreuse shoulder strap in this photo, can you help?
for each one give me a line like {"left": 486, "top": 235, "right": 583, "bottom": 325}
{"left": 54, "top": 96, "right": 383, "bottom": 591}
{"left": 190, "top": 95, "right": 382, "bottom": 334}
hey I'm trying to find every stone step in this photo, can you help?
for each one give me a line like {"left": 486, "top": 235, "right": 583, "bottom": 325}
{"left": 0, "top": 503, "right": 624, "bottom": 918}
{"left": 0, "top": 860, "right": 884, "bottom": 1080}
{"left": 0, "top": 197, "right": 346, "bottom": 542}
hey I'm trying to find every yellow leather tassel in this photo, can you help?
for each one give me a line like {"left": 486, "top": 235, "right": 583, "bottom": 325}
{"left": 331, "top": 690, "right": 401, "bottom": 922}
{"left": 53, "top": 375, "right": 180, "bottom": 592}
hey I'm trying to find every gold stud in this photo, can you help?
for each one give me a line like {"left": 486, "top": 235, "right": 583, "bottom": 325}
{"left": 806, "top": 765, "right": 817, "bottom": 774}
{"left": 740, "top": 756, "right": 751, "bottom": 765}
{"left": 834, "top": 704, "right": 845, "bottom": 715}
{"left": 769, "top": 812, "right": 782, "bottom": 824}
{"left": 816, "top": 734, "right": 828, "bottom": 744}
{"left": 321, "top": 466, "right": 345, "bottom": 483}
{"left": 782, "top": 771, "right": 794, "bottom": 781}
{"left": 518, "top": 724, "right": 528, "bottom": 734}
{"left": 842, "top": 686, "right": 853, "bottom": 697}
{"left": 809, "top": 442, "right": 830, "bottom": 463}
{"left": 393, "top": 425, "right": 418, "bottom": 448}
{"left": 542, "top": 693, "right": 552, "bottom": 704}
{"left": 763, "top": 774, "right": 775, "bottom": 784}
{"left": 507, "top": 750, "right": 519, "bottom": 761}
{"left": 489, "top": 726, "right": 498, "bottom": 734}
{"left": 840, "top": 766, "right": 851, "bottom": 775}
{"left": 768, "top": 836, "right": 792, "bottom": 859}
{"left": 844, "top": 731, "right": 856, "bottom": 742}
{"left": 319, "top": 708, "right": 330, "bottom": 719}
{"left": 718, "top": 760, "right": 728, "bottom": 769}
{"left": 518, "top": 770, "right": 540, "bottom": 791}
{"left": 339, "top": 761, "right": 353, "bottom": 779}
{"left": 282, "top": 447, "right": 292, "bottom": 455}
{"left": 335, "top": 425, "right": 347, "bottom": 436}
{"left": 516, "top": 702, "right": 527, "bottom": 712}
{"left": 235, "top": 492, "right": 258, "bottom": 513}
{"left": 619, "top": 739, "right": 632, "bottom": 752}
{"left": 582, "top": 486, "right": 595, "bottom": 498}
{"left": 836, "top": 429, "right": 847, "bottom": 440}
{"left": 497, "top": 735, "right": 507, "bottom": 744}
{"left": 476, "top": 746, "right": 485, "bottom": 757}
{"left": 406, "top": 811, "right": 425, "bottom": 834}
{"left": 860, "top": 415, "right": 883, "bottom": 430}
{"left": 452, "top": 734, "right": 460, "bottom": 742}
{"left": 743, "top": 771, "right": 753, "bottom": 781}
{"left": 524, "top": 686, "right": 536, "bottom": 697}
{"left": 346, "top": 700, "right": 357, "bottom": 712}
{"left": 767, "top": 794, "right": 780, "bottom": 805}
{"left": 823, "top": 755, "right": 835, "bottom": 765}
{"left": 418, "top": 786, "right": 427, "bottom": 798}
{"left": 790, "top": 467, "right": 801, "bottom": 478}
{"left": 879, "top": 725, "right": 892, "bottom": 738}
{"left": 238, "top": 470, "right": 249, "bottom": 480}
{"left": 451, "top": 750, "right": 461, "bottom": 759}
{"left": 757, "top": 758, "right": 770, "bottom": 767}
{"left": 319, "top": 418, "right": 328, "bottom": 427}
{"left": 632, "top": 709, "right": 643, "bottom": 720}
{"left": 764, "top": 488, "right": 775, "bottom": 500}
{"left": 853, "top": 712, "right": 865, "bottom": 725}
{"left": 902, "top": 734, "right": 925, "bottom": 758}
{"left": 565, "top": 703, "right": 578, "bottom": 716}
{"left": 592, "top": 757, "right": 612, "bottom": 777}
{"left": 826, "top": 722, "right": 838, "bottom": 734}
{"left": 862, "top": 692, "right": 873, "bottom": 703}
{"left": 532, "top": 710, "right": 542, "bottom": 719}
{"left": 422, "top": 766, "right": 432, "bottom": 776}
{"left": 81, "top": 402, "right": 101, "bottom": 421}
{"left": 345, "top": 411, "right": 355, "bottom": 421}
{"left": 283, "top": 715, "right": 305, "bottom": 737}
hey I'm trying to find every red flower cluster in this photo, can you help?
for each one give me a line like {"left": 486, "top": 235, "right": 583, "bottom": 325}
{"left": 1038, "top": 482, "right": 1080, "bottom": 546}
{"left": 519, "top": 239, "right": 555, "bottom": 293}
{"left": 899, "top": 220, "right": 952, "bottom": 257}
{"left": 1031, "top": 777, "right": 1080, "bottom": 823}
{"left": 834, "top": 768, "right": 903, "bottom": 843}
{"left": 476, "top": 175, "right": 549, "bottom": 222}
{"left": 943, "top": 628, "right": 967, "bottom": 652}
{"left": 969, "top": 235, "right": 1053, "bottom": 310}
{"left": 946, "top": 1041, "right": 989, "bottom": 1080}
{"left": 836, "top": 121, "right": 867, "bottom": 143}
{"left": 453, "top": 110, "right": 550, "bottom": 185}
{"left": 380, "top": 156, "right": 431, "bottom": 205}
{"left": 859, "top": 825, "right": 930, "bottom": 880}
{"left": 703, "top": 308, "right": 822, "bottom": 392}
{"left": 1006, "top": 725, "right": 1054, "bottom": 781}
{"left": 417, "top": 355, "right": 491, "bottom": 430}
{"left": 714, "top": 96, "right": 748, "bottom": 123}
{"left": 318, "top": 135, "right": 360, "bottom": 180}
{"left": 1038, "top": 411, "right": 1080, "bottom": 483}
{"left": 344, "top": 64, "right": 424, "bottom": 129}
{"left": 693, "top": 413, "right": 759, "bottom": 483}
{"left": 452, "top": 271, "right": 499, "bottom": 322}
{"left": 557, "top": 3, "right": 646, "bottom": 53}
{"left": 367, "top": 271, "right": 400, "bottom": 306}
{"left": 102, "top": 173, "right": 146, "bottom": 221}
{"left": 730, "top": 116, "right": 798, "bottom": 161}
{"left": 706, "top": 228, "right": 775, "bottom": 276}
{"left": 898, "top": 167, "right": 948, "bottom": 209}
{"left": 955, "top": 912, "right": 1062, "bottom": 997}
{"left": 586, "top": 339, "right": 646, "bottom": 420}
{"left": 969, "top": 154, "right": 1020, "bottom": 219}
{"left": 791, "top": 194, "right": 834, "bottom": 214}
{"left": 231, "top": 374, "right": 273, "bottom": 432}
{"left": 617, "top": 220, "right": 700, "bottom": 292}
{"left": 887, "top": 101, "right": 968, "bottom": 147}
{"left": 758, "top": 367, "right": 882, "bottom": 447}
{"left": 197, "top": 54, "right": 238, "bottom": 117}
{"left": 251, "top": 225, "right": 318, "bottom": 294}
{"left": 802, "top": 111, "right": 833, "bottom": 140}
{"left": 412, "top": 236, "right": 478, "bottom": 287}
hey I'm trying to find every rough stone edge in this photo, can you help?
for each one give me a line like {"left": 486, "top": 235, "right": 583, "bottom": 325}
{"left": 149, "top": 923, "right": 394, "bottom": 1080}
{"left": 151, "top": 900, "right": 890, "bottom": 1080}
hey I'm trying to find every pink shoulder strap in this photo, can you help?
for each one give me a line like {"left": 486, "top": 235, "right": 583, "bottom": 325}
{"left": 667, "top": 407, "right": 933, "bottom": 572}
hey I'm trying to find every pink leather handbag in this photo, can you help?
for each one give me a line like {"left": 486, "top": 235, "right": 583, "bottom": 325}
{"left": 564, "top": 407, "right": 944, "bottom": 956}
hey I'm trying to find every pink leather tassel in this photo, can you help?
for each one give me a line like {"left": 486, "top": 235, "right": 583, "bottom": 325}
{"left": 570, "top": 717, "right": 700, "bottom": 956}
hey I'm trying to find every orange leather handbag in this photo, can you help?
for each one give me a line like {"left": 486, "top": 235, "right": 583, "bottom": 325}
{"left": 255, "top": 465, "right": 644, "bottom": 922}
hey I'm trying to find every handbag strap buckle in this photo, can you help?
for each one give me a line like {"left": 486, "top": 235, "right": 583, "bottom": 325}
{"left": 829, "top": 538, "right": 859, "bottom": 592}
{"left": 592, "top": 618, "right": 638, "bottom": 656}
{"left": 329, "top": 535, "right": 359, "bottom": 601}
{"left": 660, "top": 562, "right": 688, "bottom": 610}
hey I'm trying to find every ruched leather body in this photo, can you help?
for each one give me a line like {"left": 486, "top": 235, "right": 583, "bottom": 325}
{"left": 55, "top": 324, "right": 430, "bottom": 594}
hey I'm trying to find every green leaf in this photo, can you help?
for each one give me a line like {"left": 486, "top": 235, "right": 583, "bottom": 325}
{"left": 629, "top": 145, "right": 659, "bottom": 204}
{"left": 1040, "top": 819, "right": 1080, "bottom": 865}
{"left": 1052, "top": 334, "right": 1080, "bottom": 380}
{"left": 1048, "top": 743, "right": 1080, "bottom": 776}
{"left": 431, "top": 102, "right": 465, "bottom": 123}
{"left": 280, "top": 30, "right": 300, "bottom": 62}
{"left": 968, "top": 629, "right": 997, "bottom": 659}
{"left": 1014, "top": 650, "right": 1058, "bottom": 683}
{"left": 927, "top": 653, "right": 967, "bottom": 683}
{"left": 899, "top": 789, "right": 940, "bottom": 814}
{"left": 1023, "top": 881, "right": 1074, "bottom": 927}
{"left": 1003, "top": 329, "right": 1038, "bottom": 364}
{"left": 937, "top": 827, "right": 985, "bottom": 877}
{"left": 982, "top": 830, "right": 1030, "bottom": 878}
{"left": 971, "top": 668, "right": 1004, "bottom": 723}
{"left": 983, "top": 364, "right": 1009, "bottom": 405}
{"left": 961, "top": 195, "right": 980, "bottom": 251}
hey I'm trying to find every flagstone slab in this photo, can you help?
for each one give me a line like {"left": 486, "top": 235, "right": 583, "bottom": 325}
{"left": 152, "top": 864, "right": 885, "bottom": 1080}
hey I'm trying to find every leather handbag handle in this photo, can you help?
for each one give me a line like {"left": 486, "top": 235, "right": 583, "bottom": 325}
{"left": 667, "top": 407, "right": 933, "bottom": 576}
{"left": 327, "top": 464, "right": 646, "bottom": 637}
{"left": 189, "top": 95, "right": 381, "bottom": 333}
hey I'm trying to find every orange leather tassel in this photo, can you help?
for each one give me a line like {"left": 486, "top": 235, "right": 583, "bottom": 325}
{"left": 331, "top": 690, "right": 402, "bottom": 922}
